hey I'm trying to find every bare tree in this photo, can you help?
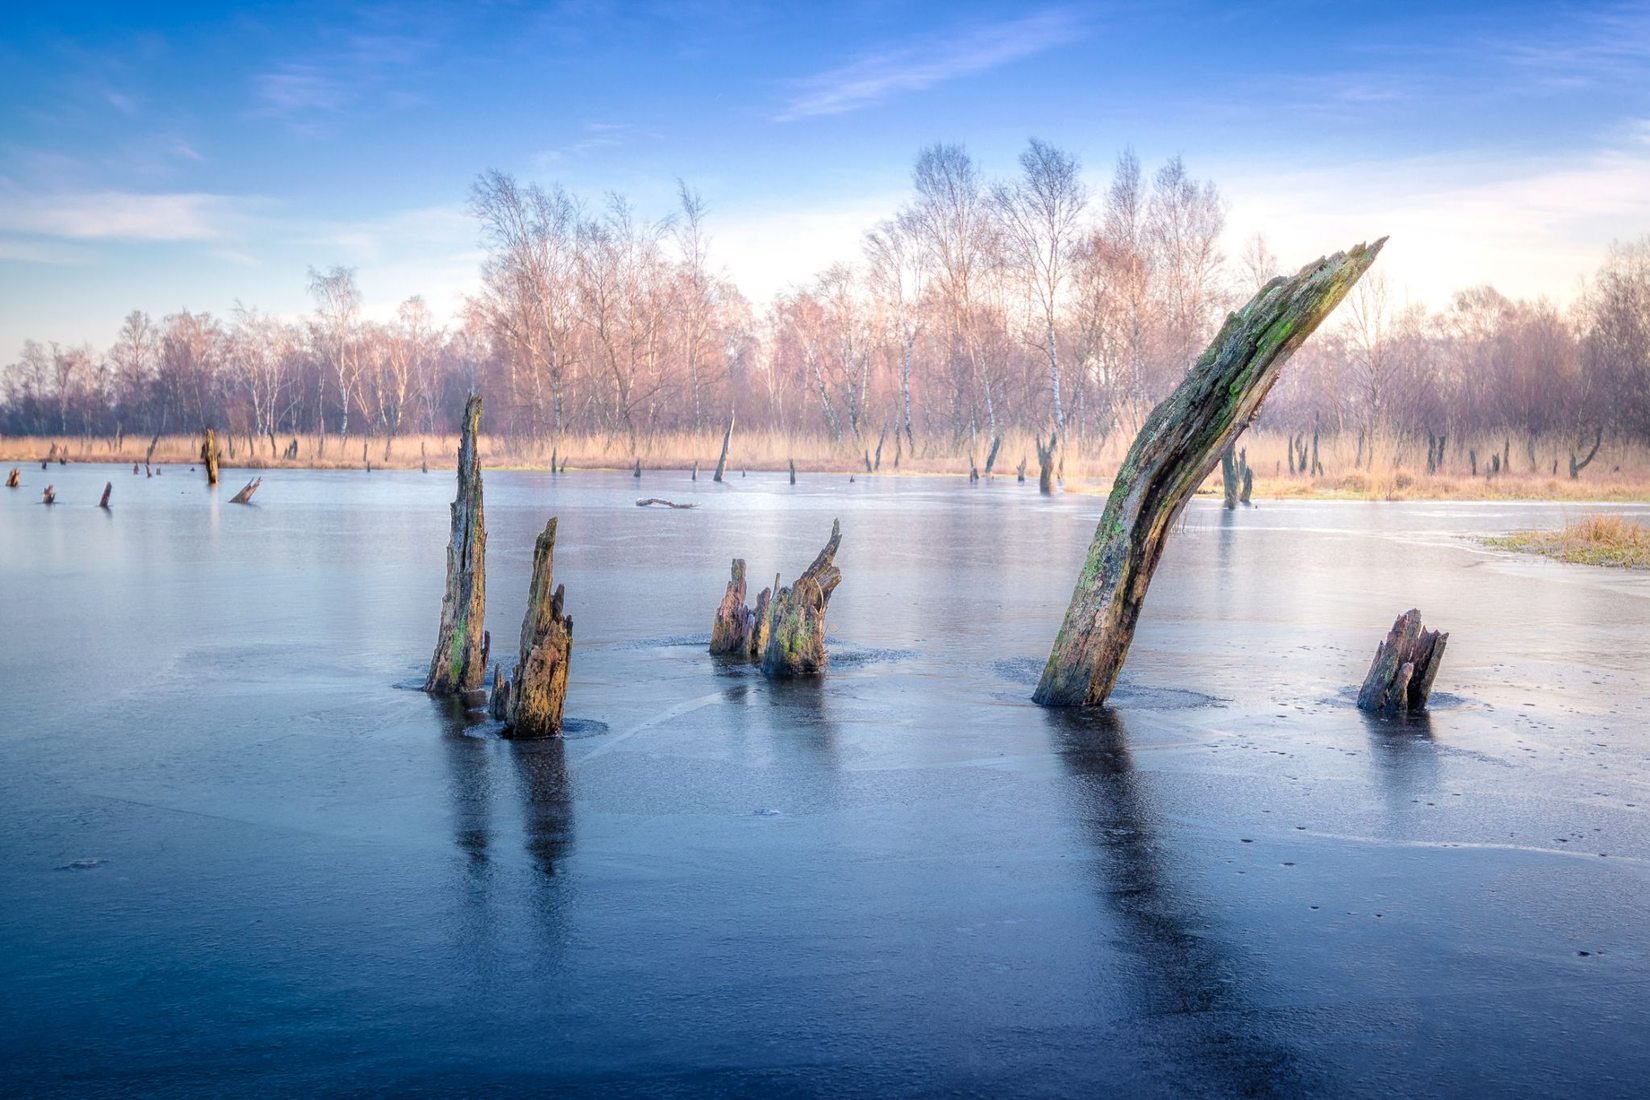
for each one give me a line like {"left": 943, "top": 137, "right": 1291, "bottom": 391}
{"left": 864, "top": 216, "right": 927, "bottom": 450}
{"left": 308, "top": 265, "right": 362, "bottom": 450}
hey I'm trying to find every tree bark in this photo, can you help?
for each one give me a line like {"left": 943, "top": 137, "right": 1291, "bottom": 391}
{"left": 1036, "top": 430, "right": 1059, "bottom": 494}
{"left": 201, "top": 429, "right": 220, "bottom": 486}
{"left": 1357, "top": 608, "right": 1447, "bottom": 714}
{"left": 713, "top": 410, "right": 735, "bottom": 482}
{"left": 710, "top": 558, "right": 753, "bottom": 655}
{"left": 426, "top": 393, "right": 488, "bottom": 695}
{"left": 761, "top": 519, "right": 842, "bottom": 678}
{"left": 98, "top": 482, "right": 112, "bottom": 509}
{"left": 1034, "top": 239, "right": 1384, "bottom": 707}
{"left": 5, "top": 468, "right": 18, "bottom": 488}
{"left": 230, "top": 477, "right": 262, "bottom": 504}
{"left": 491, "top": 517, "right": 573, "bottom": 738}
{"left": 749, "top": 577, "right": 775, "bottom": 662}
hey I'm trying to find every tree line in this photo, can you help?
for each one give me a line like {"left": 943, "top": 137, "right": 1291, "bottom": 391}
{"left": 4, "top": 141, "right": 1648, "bottom": 467}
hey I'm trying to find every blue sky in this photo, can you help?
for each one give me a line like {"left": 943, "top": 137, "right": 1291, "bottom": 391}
{"left": 2, "top": 1, "right": 1648, "bottom": 353}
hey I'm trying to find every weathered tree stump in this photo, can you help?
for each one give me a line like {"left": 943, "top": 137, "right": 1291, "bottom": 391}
{"left": 1221, "top": 445, "right": 1240, "bottom": 509}
{"left": 1357, "top": 608, "right": 1447, "bottom": 715}
{"left": 1570, "top": 429, "right": 1602, "bottom": 479}
{"left": 5, "top": 468, "right": 18, "bottom": 488}
{"left": 1034, "top": 240, "right": 1383, "bottom": 707}
{"left": 710, "top": 558, "right": 754, "bottom": 655}
{"left": 42, "top": 484, "right": 55, "bottom": 505}
{"left": 1036, "top": 431, "right": 1059, "bottom": 494}
{"left": 425, "top": 393, "right": 488, "bottom": 695}
{"left": 691, "top": 460, "right": 698, "bottom": 481}
{"left": 749, "top": 576, "right": 775, "bottom": 661}
{"left": 761, "top": 519, "right": 842, "bottom": 678}
{"left": 984, "top": 434, "right": 1003, "bottom": 477}
{"left": 713, "top": 411, "right": 735, "bottom": 482}
{"left": 789, "top": 458, "right": 796, "bottom": 485}
{"left": 491, "top": 517, "right": 573, "bottom": 739}
{"left": 1240, "top": 465, "right": 1253, "bottom": 506}
{"left": 421, "top": 440, "right": 429, "bottom": 473}
{"left": 98, "top": 482, "right": 112, "bottom": 509}
{"left": 633, "top": 458, "right": 642, "bottom": 479}
{"left": 229, "top": 477, "right": 262, "bottom": 504}
{"left": 201, "top": 429, "right": 220, "bottom": 486}
{"left": 969, "top": 455, "right": 979, "bottom": 483}
{"left": 1017, "top": 457, "right": 1027, "bottom": 483}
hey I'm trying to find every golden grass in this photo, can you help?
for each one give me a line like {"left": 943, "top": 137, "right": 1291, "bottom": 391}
{"left": 4, "top": 429, "right": 1649, "bottom": 502}
{"left": 1482, "top": 514, "right": 1650, "bottom": 569}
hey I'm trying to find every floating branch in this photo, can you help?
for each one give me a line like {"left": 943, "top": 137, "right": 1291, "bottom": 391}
{"left": 636, "top": 497, "right": 695, "bottom": 509}
{"left": 490, "top": 517, "right": 573, "bottom": 739}
{"left": 425, "top": 393, "right": 488, "bottom": 695}
{"left": 761, "top": 519, "right": 843, "bottom": 678}
{"left": 1035, "top": 239, "right": 1384, "bottom": 707}
{"left": 229, "top": 477, "right": 262, "bottom": 504}
{"left": 1357, "top": 608, "right": 1448, "bottom": 715}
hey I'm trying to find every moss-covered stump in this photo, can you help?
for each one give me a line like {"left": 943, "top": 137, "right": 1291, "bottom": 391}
{"left": 1034, "top": 239, "right": 1384, "bottom": 707}
{"left": 492, "top": 517, "right": 573, "bottom": 739}
{"left": 761, "top": 520, "right": 842, "bottom": 678}
{"left": 748, "top": 577, "right": 775, "bottom": 662}
{"left": 710, "top": 558, "right": 753, "bottom": 655}
{"left": 425, "top": 393, "right": 488, "bottom": 695}
{"left": 1357, "top": 608, "right": 1447, "bottom": 715}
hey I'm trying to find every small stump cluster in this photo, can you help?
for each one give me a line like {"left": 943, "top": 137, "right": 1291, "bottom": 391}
{"left": 489, "top": 517, "right": 573, "bottom": 738}
{"left": 709, "top": 519, "right": 842, "bottom": 677}
{"left": 1357, "top": 608, "right": 1448, "bottom": 715}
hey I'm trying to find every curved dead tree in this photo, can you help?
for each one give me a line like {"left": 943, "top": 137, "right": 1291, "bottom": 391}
{"left": 1035, "top": 240, "right": 1384, "bottom": 708}
{"left": 490, "top": 517, "right": 573, "bottom": 738}
{"left": 761, "top": 519, "right": 842, "bottom": 677}
{"left": 229, "top": 477, "right": 262, "bottom": 504}
{"left": 1357, "top": 609, "right": 1447, "bottom": 714}
{"left": 713, "top": 410, "right": 735, "bottom": 483}
{"left": 426, "top": 393, "right": 488, "bottom": 695}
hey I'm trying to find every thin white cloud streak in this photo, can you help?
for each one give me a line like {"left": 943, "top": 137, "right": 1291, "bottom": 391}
{"left": 1222, "top": 123, "right": 1650, "bottom": 309}
{"left": 711, "top": 192, "right": 909, "bottom": 302}
{"left": 776, "top": 8, "right": 1085, "bottom": 121}
{"left": 0, "top": 190, "right": 258, "bottom": 242}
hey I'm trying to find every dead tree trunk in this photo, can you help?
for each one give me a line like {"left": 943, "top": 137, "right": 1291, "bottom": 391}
{"left": 98, "top": 482, "right": 111, "bottom": 508}
{"left": 425, "top": 393, "right": 488, "bottom": 696}
{"left": 692, "top": 460, "right": 698, "bottom": 481}
{"left": 713, "top": 411, "right": 735, "bottom": 482}
{"left": 1017, "top": 457, "right": 1027, "bottom": 483}
{"left": 201, "top": 429, "right": 220, "bottom": 486}
{"left": 789, "top": 458, "right": 796, "bottom": 485}
{"left": 984, "top": 435, "right": 1003, "bottom": 477}
{"left": 749, "top": 577, "right": 775, "bottom": 661}
{"left": 761, "top": 519, "right": 842, "bottom": 677}
{"left": 1036, "top": 431, "right": 1059, "bottom": 494}
{"left": 421, "top": 440, "right": 429, "bottom": 474}
{"left": 1570, "top": 429, "right": 1602, "bottom": 479}
{"left": 1034, "top": 239, "right": 1384, "bottom": 707}
{"left": 1357, "top": 608, "right": 1447, "bottom": 715}
{"left": 1221, "top": 445, "right": 1239, "bottom": 509}
{"left": 5, "top": 468, "right": 18, "bottom": 488}
{"left": 874, "top": 428, "right": 886, "bottom": 471}
{"left": 1240, "top": 465, "right": 1253, "bottom": 506}
{"left": 229, "top": 477, "right": 262, "bottom": 504}
{"left": 42, "top": 484, "right": 55, "bottom": 505}
{"left": 710, "top": 559, "right": 754, "bottom": 656}
{"left": 633, "top": 458, "right": 642, "bottom": 479}
{"left": 490, "top": 517, "right": 573, "bottom": 739}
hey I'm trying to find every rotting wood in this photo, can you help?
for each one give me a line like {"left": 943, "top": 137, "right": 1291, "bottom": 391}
{"left": 490, "top": 517, "right": 573, "bottom": 739}
{"left": 761, "top": 519, "right": 843, "bottom": 678}
{"left": 748, "top": 577, "right": 775, "bottom": 661}
{"left": 425, "top": 393, "right": 488, "bottom": 696}
{"left": 42, "top": 484, "right": 55, "bottom": 505}
{"left": 1357, "top": 608, "right": 1447, "bottom": 715}
{"left": 1036, "top": 431, "right": 1059, "bottom": 494}
{"left": 1034, "top": 240, "right": 1384, "bottom": 707}
{"left": 5, "top": 468, "right": 18, "bottom": 488}
{"left": 230, "top": 477, "right": 262, "bottom": 504}
{"left": 636, "top": 497, "right": 694, "bottom": 509}
{"left": 709, "top": 558, "right": 753, "bottom": 656}
{"left": 201, "top": 429, "right": 220, "bottom": 486}
{"left": 713, "top": 410, "right": 735, "bottom": 483}
{"left": 98, "top": 482, "right": 111, "bottom": 508}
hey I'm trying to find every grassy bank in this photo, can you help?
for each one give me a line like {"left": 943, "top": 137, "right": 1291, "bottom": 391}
{"left": 1482, "top": 514, "right": 1650, "bottom": 569}
{"left": 5, "top": 429, "right": 1649, "bottom": 502}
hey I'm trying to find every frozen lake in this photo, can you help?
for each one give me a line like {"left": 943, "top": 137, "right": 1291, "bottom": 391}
{"left": 3, "top": 463, "right": 1650, "bottom": 1096}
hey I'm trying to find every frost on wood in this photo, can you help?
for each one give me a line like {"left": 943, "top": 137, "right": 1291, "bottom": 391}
{"left": 1034, "top": 239, "right": 1385, "bottom": 708}
{"left": 490, "top": 517, "right": 573, "bottom": 739}
{"left": 1357, "top": 608, "right": 1447, "bottom": 715}
{"left": 425, "top": 393, "right": 488, "bottom": 695}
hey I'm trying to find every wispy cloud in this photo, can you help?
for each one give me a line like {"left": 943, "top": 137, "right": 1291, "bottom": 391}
{"left": 0, "top": 189, "right": 258, "bottom": 242}
{"left": 776, "top": 7, "right": 1086, "bottom": 121}
{"left": 251, "top": 13, "right": 442, "bottom": 135}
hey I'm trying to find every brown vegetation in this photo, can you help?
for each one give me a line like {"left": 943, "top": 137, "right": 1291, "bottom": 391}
{"left": 1484, "top": 514, "right": 1650, "bottom": 569}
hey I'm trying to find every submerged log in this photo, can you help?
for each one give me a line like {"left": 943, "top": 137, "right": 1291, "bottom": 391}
{"left": 98, "top": 482, "right": 112, "bottom": 508}
{"left": 1357, "top": 608, "right": 1448, "bottom": 714}
{"left": 636, "top": 497, "right": 695, "bottom": 509}
{"left": 229, "top": 477, "right": 262, "bottom": 504}
{"left": 201, "top": 429, "right": 220, "bottom": 486}
{"left": 761, "top": 519, "right": 843, "bottom": 678}
{"left": 713, "top": 410, "right": 735, "bottom": 482}
{"left": 709, "top": 558, "right": 753, "bottom": 655}
{"left": 425, "top": 393, "right": 488, "bottom": 695}
{"left": 492, "top": 517, "right": 573, "bottom": 739}
{"left": 1034, "top": 240, "right": 1384, "bottom": 707}
{"left": 5, "top": 468, "right": 18, "bottom": 488}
